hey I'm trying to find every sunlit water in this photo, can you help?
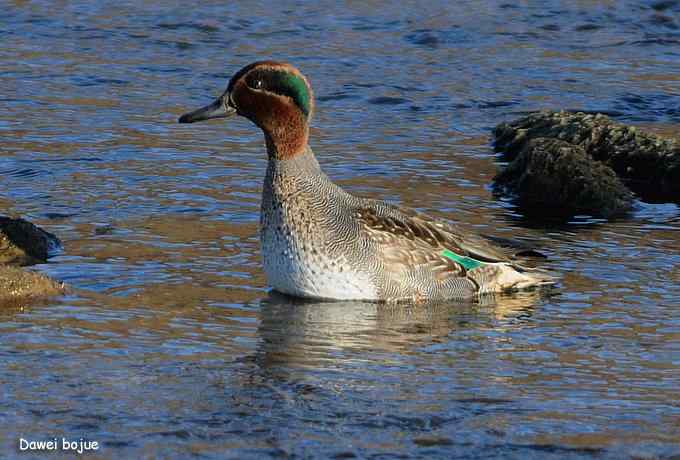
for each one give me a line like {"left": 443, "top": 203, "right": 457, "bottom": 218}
{"left": 2, "top": 1, "right": 680, "bottom": 458}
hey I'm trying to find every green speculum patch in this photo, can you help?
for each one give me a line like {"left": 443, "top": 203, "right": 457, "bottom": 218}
{"left": 441, "top": 249, "right": 484, "bottom": 271}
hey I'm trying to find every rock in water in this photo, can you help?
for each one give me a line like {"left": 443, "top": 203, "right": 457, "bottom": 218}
{"left": 0, "top": 265, "right": 65, "bottom": 307}
{"left": 494, "top": 110, "right": 680, "bottom": 202}
{"left": 0, "top": 216, "right": 61, "bottom": 265}
{"left": 494, "top": 138, "right": 634, "bottom": 218}
{"left": 0, "top": 216, "right": 64, "bottom": 305}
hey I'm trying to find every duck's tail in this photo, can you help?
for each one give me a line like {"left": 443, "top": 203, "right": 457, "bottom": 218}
{"left": 468, "top": 262, "right": 557, "bottom": 295}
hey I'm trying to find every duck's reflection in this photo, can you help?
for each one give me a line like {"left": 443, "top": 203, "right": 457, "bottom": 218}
{"left": 255, "top": 290, "right": 548, "bottom": 370}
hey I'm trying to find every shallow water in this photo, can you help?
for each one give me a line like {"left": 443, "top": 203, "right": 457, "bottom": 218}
{"left": 2, "top": 0, "right": 680, "bottom": 458}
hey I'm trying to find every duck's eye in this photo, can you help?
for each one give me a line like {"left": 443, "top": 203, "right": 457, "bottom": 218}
{"left": 250, "top": 79, "right": 263, "bottom": 90}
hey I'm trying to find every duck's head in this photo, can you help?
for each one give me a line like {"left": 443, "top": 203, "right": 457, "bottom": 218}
{"left": 179, "top": 60, "right": 314, "bottom": 160}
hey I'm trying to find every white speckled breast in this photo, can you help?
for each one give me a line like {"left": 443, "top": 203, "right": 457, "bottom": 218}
{"left": 260, "top": 199, "right": 378, "bottom": 301}
{"left": 258, "top": 148, "right": 379, "bottom": 300}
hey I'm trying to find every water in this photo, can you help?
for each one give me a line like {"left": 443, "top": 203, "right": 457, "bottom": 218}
{"left": 2, "top": 0, "right": 680, "bottom": 458}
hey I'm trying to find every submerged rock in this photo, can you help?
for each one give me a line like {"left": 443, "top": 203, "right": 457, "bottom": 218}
{"left": 494, "top": 138, "right": 634, "bottom": 218}
{"left": 0, "top": 216, "right": 61, "bottom": 265}
{"left": 494, "top": 110, "right": 680, "bottom": 202}
{"left": 0, "top": 265, "right": 65, "bottom": 307}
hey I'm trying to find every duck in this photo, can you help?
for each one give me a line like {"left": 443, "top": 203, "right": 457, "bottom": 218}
{"left": 178, "top": 60, "right": 555, "bottom": 302}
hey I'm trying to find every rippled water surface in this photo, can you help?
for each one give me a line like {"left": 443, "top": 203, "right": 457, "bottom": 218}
{"left": 2, "top": 1, "right": 680, "bottom": 458}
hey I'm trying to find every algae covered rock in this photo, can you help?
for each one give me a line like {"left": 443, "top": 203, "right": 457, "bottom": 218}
{"left": 0, "top": 265, "right": 65, "bottom": 307}
{"left": 494, "top": 110, "right": 680, "bottom": 202}
{"left": 0, "top": 216, "right": 61, "bottom": 265}
{"left": 0, "top": 216, "right": 64, "bottom": 306}
{"left": 494, "top": 138, "right": 634, "bottom": 218}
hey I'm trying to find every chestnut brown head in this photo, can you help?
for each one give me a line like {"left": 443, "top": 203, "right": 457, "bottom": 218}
{"left": 179, "top": 61, "right": 314, "bottom": 160}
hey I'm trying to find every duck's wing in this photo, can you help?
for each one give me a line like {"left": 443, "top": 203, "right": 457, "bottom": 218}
{"left": 353, "top": 199, "right": 556, "bottom": 293}
{"left": 356, "top": 199, "right": 518, "bottom": 266}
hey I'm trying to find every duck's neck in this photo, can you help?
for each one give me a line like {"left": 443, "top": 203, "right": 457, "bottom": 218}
{"left": 262, "top": 145, "right": 344, "bottom": 210}
{"left": 263, "top": 123, "right": 309, "bottom": 161}
{"left": 265, "top": 144, "right": 322, "bottom": 176}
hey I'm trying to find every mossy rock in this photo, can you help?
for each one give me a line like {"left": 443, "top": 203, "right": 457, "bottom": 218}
{"left": 0, "top": 265, "right": 65, "bottom": 308}
{"left": 494, "top": 138, "right": 634, "bottom": 218}
{"left": 494, "top": 110, "right": 680, "bottom": 202}
{"left": 0, "top": 216, "right": 61, "bottom": 266}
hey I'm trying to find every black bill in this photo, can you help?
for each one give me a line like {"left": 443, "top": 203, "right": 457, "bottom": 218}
{"left": 178, "top": 92, "right": 236, "bottom": 123}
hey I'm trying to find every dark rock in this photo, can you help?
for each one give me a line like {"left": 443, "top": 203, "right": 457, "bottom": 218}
{"left": 0, "top": 216, "right": 64, "bottom": 306}
{"left": 0, "top": 265, "right": 65, "bottom": 307}
{"left": 0, "top": 216, "right": 61, "bottom": 265}
{"left": 651, "top": 0, "right": 679, "bottom": 11}
{"left": 494, "top": 138, "right": 634, "bottom": 218}
{"left": 493, "top": 110, "right": 680, "bottom": 202}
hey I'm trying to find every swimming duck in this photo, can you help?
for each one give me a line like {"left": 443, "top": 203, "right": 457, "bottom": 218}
{"left": 179, "top": 60, "right": 555, "bottom": 302}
